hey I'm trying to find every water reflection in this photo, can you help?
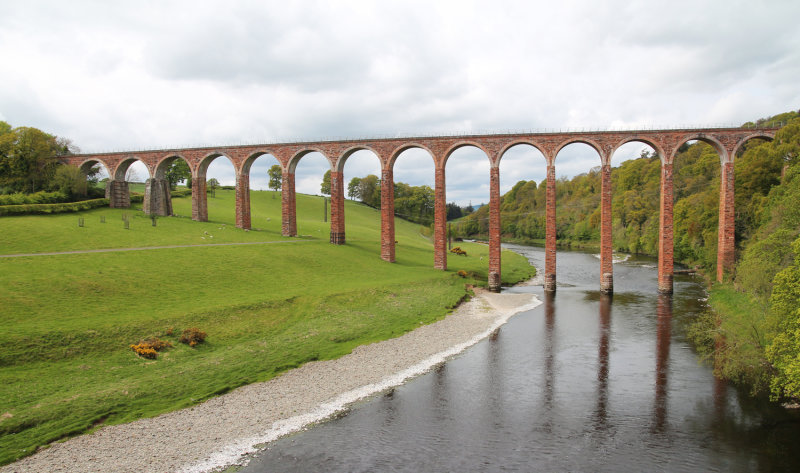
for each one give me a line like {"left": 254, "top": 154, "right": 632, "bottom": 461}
{"left": 541, "top": 291, "right": 556, "bottom": 433}
{"left": 595, "top": 293, "right": 611, "bottom": 429}
{"left": 240, "top": 246, "right": 800, "bottom": 473}
{"left": 653, "top": 294, "right": 671, "bottom": 432}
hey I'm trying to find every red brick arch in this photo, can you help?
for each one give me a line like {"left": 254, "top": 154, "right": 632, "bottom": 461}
{"left": 496, "top": 141, "right": 551, "bottom": 167}
{"left": 609, "top": 137, "right": 666, "bottom": 162}
{"left": 78, "top": 158, "right": 111, "bottom": 176}
{"left": 387, "top": 143, "right": 436, "bottom": 170}
{"left": 154, "top": 154, "right": 191, "bottom": 179}
{"left": 442, "top": 141, "right": 493, "bottom": 167}
{"left": 731, "top": 133, "right": 775, "bottom": 158}
{"left": 61, "top": 126, "right": 779, "bottom": 293}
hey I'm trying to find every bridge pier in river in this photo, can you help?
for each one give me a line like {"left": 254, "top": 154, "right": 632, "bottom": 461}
{"left": 599, "top": 163, "right": 614, "bottom": 294}
{"left": 63, "top": 127, "right": 775, "bottom": 294}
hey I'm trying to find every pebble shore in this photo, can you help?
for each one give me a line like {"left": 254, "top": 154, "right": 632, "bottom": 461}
{"left": 2, "top": 288, "right": 540, "bottom": 473}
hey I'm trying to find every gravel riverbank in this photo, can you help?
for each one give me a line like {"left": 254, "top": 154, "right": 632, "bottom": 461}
{"left": 3, "top": 288, "right": 540, "bottom": 473}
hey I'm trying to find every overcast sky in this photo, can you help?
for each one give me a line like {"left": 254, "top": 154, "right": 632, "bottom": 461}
{"left": 1, "top": 0, "right": 798, "bottom": 205}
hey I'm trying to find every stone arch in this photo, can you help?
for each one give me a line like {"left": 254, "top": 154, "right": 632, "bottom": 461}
{"left": 497, "top": 141, "right": 551, "bottom": 166}
{"left": 79, "top": 158, "right": 111, "bottom": 177}
{"left": 672, "top": 134, "right": 728, "bottom": 164}
{"left": 730, "top": 132, "right": 775, "bottom": 158}
{"left": 197, "top": 152, "right": 234, "bottom": 177}
{"left": 610, "top": 136, "right": 666, "bottom": 163}
{"left": 335, "top": 145, "right": 382, "bottom": 173}
{"left": 388, "top": 143, "right": 436, "bottom": 170}
{"left": 113, "top": 157, "right": 151, "bottom": 181}
{"left": 287, "top": 148, "right": 332, "bottom": 173}
{"left": 240, "top": 150, "right": 282, "bottom": 176}
{"left": 553, "top": 138, "right": 605, "bottom": 164}
{"left": 154, "top": 154, "right": 192, "bottom": 180}
{"left": 442, "top": 141, "right": 492, "bottom": 167}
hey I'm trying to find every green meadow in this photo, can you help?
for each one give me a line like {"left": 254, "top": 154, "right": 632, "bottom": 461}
{"left": 0, "top": 189, "right": 534, "bottom": 465}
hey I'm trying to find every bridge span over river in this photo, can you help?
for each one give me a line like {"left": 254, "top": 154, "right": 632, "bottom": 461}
{"left": 62, "top": 127, "right": 777, "bottom": 293}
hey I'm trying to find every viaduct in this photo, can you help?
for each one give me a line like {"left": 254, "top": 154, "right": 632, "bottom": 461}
{"left": 61, "top": 127, "right": 777, "bottom": 294}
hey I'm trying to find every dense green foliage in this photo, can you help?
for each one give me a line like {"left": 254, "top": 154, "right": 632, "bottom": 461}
{"left": 344, "top": 173, "right": 471, "bottom": 226}
{"left": 681, "top": 113, "right": 800, "bottom": 400}
{"left": 165, "top": 159, "right": 191, "bottom": 189}
{"left": 0, "top": 198, "right": 110, "bottom": 216}
{"left": 0, "top": 122, "right": 80, "bottom": 194}
{"left": 457, "top": 112, "right": 799, "bottom": 275}
{"left": 0, "top": 188, "right": 534, "bottom": 465}
{"left": 268, "top": 164, "right": 282, "bottom": 194}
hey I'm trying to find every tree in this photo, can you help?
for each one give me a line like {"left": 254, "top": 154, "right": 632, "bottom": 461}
{"left": 347, "top": 177, "right": 361, "bottom": 200}
{"left": 446, "top": 202, "right": 463, "bottom": 220}
{"left": 50, "top": 165, "right": 87, "bottom": 199}
{"left": 358, "top": 174, "right": 380, "bottom": 207}
{"left": 207, "top": 178, "right": 220, "bottom": 197}
{"left": 268, "top": 164, "right": 282, "bottom": 198}
{"left": 165, "top": 159, "right": 191, "bottom": 190}
{"left": 0, "top": 125, "right": 62, "bottom": 193}
{"left": 321, "top": 170, "right": 331, "bottom": 195}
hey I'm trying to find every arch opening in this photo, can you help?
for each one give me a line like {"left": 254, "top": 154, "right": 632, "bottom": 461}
{"left": 245, "top": 152, "right": 283, "bottom": 234}
{"left": 495, "top": 143, "right": 549, "bottom": 243}
{"left": 446, "top": 145, "right": 492, "bottom": 282}
{"left": 340, "top": 149, "right": 382, "bottom": 248}
{"left": 608, "top": 141, "right": 660, "bottom": 257}
{"left": 291, "top": 151, "right": 332, "bottom": 237}
{"left": 391, "top": 147, "right": 436, "bottom": 227}
{"left": 79, "top": 159, "right": 110, "bottom": 198}
{"left": 196, "top": 154, "right": 236, "bottom": 222}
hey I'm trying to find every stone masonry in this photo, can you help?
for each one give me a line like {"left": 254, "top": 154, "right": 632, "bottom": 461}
{"left": 544, "top": 164, "right": 557, "bottom": 292}
{"left": 658, "top": 163, "right": 674, "bottom": 293}
{"left": 488, "top": 166, "right": 502, "bottom": 292}
{"left": 600, "top": 164, "right": 614, "bottom": 293}
{"left": 64, "top": 127, "right": 775, "bottom": 293}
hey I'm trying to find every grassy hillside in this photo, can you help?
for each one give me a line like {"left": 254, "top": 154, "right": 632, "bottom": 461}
{"left": 0, "top": 189, "right": 534, "bottom": 465}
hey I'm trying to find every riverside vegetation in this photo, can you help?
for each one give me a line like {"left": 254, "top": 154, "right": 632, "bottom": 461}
{"left": 457, "top": 111, "right": 800, "bottom": 402}
{"left": 0, "top": 188, "right": 535, "bottom": 465}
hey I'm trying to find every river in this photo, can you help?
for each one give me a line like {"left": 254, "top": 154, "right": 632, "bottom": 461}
{"left": 240, "top": 245, "right": 800, "bottom": 472}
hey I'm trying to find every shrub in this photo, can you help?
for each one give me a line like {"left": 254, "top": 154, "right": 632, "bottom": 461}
{"left": 180, "top": 328, "right": 207, "bottom": 347}
{"left": 129, "top": 338, "right": 173, "bottom": 359}
{"left": 0, "top": 198, "right": 109, "bottom": 216}
{"left": 457, "top": 270, "right": 468, "bottom": 278}
{"left": 450, "top": 246, "right": 468, "bottom": 256}
{"left": 130, "top": 345, "right": 158, "bottom": 359}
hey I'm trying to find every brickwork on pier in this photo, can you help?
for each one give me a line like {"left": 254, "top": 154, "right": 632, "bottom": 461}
{"left": 600, "top": 164, "right": 614, "bottom": 293}
{"left": 488, "top": 167, "right": 502, "bottom": 292}
{"left": 433, "top": 167, "right": 447, "bottom": 270}
{"left": 235, "top": 174, "right": 250, "bottom": 230}
{"left": 281, "top": 172, "right": 296, "bottom": 237}
{"left": 63, "top": 127, "right": 776, "bottom": 293}
{"left": 380, "top": 167, "right": 395, "bottom": 262}
{"left": 717, "top": 162, "right": 736, "bottom": 281}
{"left": 658, "top": 164, "right": 674, "bottom": 293}
{"left": 330, "top": 171, "right": 345, "bottom": 244}
{"left": 544, "top": 164, "right": 557, "bottom": 292}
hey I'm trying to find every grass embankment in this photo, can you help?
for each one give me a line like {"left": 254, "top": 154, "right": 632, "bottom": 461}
{"left": 0, "top": 189, "right": 534, "bottom": 465}
{"left": 690, "top": 284, "right": 776, "bottom": 393}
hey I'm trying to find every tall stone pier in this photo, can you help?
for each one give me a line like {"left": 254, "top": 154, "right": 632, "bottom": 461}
{"left": 143, "top": 178, "right": 172, "bottom": 216}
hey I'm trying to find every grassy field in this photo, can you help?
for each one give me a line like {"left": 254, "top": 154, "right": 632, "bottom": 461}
{"left": 0, "top": 189, "right": 535, "bottom": 465}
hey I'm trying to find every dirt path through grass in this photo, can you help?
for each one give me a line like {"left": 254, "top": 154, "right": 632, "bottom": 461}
{"left": 0, "top": 239, "right": 314, "bottom": 257}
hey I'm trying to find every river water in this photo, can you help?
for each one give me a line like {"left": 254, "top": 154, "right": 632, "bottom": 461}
{"left": 241, "top": 245, "right": 800, "bottom": 472}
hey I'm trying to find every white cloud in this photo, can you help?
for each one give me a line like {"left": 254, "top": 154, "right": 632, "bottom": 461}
{"left": 1, "top": 0, "right": 799, "bottom": 205}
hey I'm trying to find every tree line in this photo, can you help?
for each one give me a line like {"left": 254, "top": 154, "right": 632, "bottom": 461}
{"left": 317, "top": 169, "right": 473, "bottom": 225}
{"left": 457, "top": 110, "right": 800, "bottom": 401}
{"left": 0, "top": 121, "right": 97, "bottom": 201}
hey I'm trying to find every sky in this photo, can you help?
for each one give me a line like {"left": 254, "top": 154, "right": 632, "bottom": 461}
{"left": 1, "top": 0, "right": 798, "bottom": 205}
